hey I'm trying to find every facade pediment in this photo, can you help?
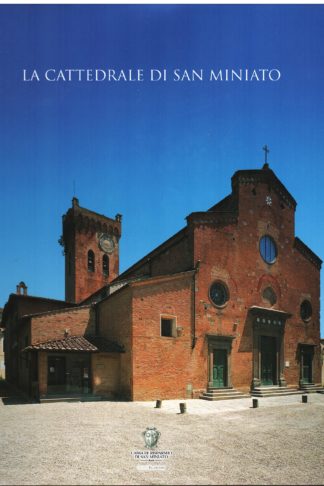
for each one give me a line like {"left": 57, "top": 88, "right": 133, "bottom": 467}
{"left": 231, "top": 168, "right": 297, "bottom": 210}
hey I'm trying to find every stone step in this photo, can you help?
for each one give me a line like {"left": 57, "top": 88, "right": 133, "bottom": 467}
{"left": 207, "top": 386, "right": 234, "bottom": 391}
{"left": 253, "top": 386, "right": 299, "bottom": 391}
{"left": 254, "top": 385, "right": 285, "bottom": 389}
{"left": 252, "top": 391, "right": 302, "bottom": 397}
{"left": 251, "top": 387, "right": 302, "bottom": 397}
{"left": 203, "top": 392, "right": 250, "bottom": 398}
{"left": 203, "top": 392, "right": 247, "bottom": 398}
{"left": 252, "top": 390, "right": 287, "bottom": 393}
{"left": 300, "top": 384, "right": 324, "bottom": 393}
{"left": 200, "top": 393, "right": 250, "bottom": 401}
{"left": 200, "top": 388, "right": 250, "bottom": 401}
{"left": 40, "top": 395, "right": 102, "bottom": 403}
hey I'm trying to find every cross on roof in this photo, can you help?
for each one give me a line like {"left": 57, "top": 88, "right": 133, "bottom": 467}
{"left": 263, "top": 145, "right": 270, "bottom": 165}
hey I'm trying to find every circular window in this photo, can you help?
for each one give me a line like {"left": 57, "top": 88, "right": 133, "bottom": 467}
{"left": 300, "top": 300, "right": 312, "bottom": 321}
{"left": 259, "top": 235, "right": 277, "bottom": 264}
{"left": 209, "top": 282, "right": 229, "bottom": 307}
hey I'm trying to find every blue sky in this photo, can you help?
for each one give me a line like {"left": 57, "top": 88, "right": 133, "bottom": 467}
{"left": 0, "top": 5, "right": 323, "bottom": 333}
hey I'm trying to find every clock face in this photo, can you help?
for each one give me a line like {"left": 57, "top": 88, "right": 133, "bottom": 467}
{"left": 98, "top": 234, "right": 115, "bottom": 254}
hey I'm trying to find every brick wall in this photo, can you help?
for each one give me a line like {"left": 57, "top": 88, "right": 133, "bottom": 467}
{"left": 31, "top": 306, "right": 94, "bottom": 344}
{"left": 150, "top": 234, "right": 192, "bottom": 277}
{"left": 12, "top": 296, "right": 73, "bottom": 321}
{"left": 98, "top": 287, "right": 132, "bottom": 399}
{"left": 131, "top": 274, "right": 194, "bottom": 400}
{"left": 92, "top": 353, "right": 120, "bottom": 398}
{"left": 69, "top": 231, "right": 120, "bottom": 303}
{"left": 118, "top": 230, "right": 193, "bottom": 281}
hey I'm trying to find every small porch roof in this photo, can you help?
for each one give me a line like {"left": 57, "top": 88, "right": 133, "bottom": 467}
{"left": 23, "top": 335, "right": 124, "bottom": 353}
{"left": 249, "top": 306, "right": 292, "bottom": 319}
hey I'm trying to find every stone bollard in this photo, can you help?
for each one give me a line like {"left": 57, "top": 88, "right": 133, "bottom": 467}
{"left": 179, "top": 402, "right": 187, "bottom": 414}
{"left": 302, "top": 394, "right": 308, "bottom": 404}
{"left": 252, "top": 398, "right": 259, "bottom": 408}
{"left": 155, "top": 399, "right": 162, "bottom": 408}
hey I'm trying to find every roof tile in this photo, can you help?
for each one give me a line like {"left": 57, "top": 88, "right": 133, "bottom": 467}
{"left": 23, "top": 335, "right": 124, "bottom": 353}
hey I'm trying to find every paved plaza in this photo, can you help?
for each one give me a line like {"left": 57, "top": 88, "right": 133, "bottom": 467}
{"left": 1, "top": 383, "right": 324, "bottom": 485}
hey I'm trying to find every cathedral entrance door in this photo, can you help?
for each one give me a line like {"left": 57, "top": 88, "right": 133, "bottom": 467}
{"left": 213, "top": 349, "right": 227, "bottom": 388}
{"left": 301, "top": 348, "right": 313, "bottom": 384}
{"left": 260, "top": 336, "right": 277, "bottom": 385}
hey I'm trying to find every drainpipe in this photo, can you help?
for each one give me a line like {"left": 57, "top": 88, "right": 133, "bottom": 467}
{"left": 192, "top": 260, "right": 200, "bottom": 349}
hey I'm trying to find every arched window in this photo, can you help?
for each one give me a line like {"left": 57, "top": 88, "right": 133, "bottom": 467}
{"left": 88, "top": 250, "right": 95, "bottom": 272}
{"left": 103, "top": 254, "right": 109, "bottom": 277}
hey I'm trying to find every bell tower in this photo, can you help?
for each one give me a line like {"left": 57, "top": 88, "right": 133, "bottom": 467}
{"left": 60, "top": 197, "right": 122, "bottom": 303}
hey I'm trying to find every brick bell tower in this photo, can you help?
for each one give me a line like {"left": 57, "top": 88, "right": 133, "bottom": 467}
{"left": 60, "top": 197, "right": 122, "bottom": 303}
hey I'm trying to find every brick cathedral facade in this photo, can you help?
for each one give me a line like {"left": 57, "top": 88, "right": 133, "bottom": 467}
{"left": 2, "top": 163, "right": 322, "bottom": 401}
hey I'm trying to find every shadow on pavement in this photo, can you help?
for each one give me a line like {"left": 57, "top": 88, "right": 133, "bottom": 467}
{"left": 0, "top": 380, "right": 34, "bottom": 405}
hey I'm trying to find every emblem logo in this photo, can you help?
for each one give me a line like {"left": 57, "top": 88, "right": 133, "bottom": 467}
{"left": 266, "top": 195, "right": 272, "bottom": 206}
{"left": 142, "top": 427, "right": 161, "bottom": 449}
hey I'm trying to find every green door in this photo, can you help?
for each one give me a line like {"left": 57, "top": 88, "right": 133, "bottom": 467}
{"left": 261, "top": 336, "right": 277, "bottom": 385}
{"left": 213, "top": 349, "right": 227, "bottom": 388}
{"left": 301, "top": 350, "right": 313, "bottom": 384}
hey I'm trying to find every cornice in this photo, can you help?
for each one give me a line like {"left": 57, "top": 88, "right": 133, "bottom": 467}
{"left": 62, "top": 198, "right": 121, "bottom": 238}
{"left": 294, "top": 237, "right": 322, "bottom": 270}
{"left": 249, "top": 306, "right": 292, "bottom": 319}
{"left": 186, "top": 211, "right": 238, "bottom": 226}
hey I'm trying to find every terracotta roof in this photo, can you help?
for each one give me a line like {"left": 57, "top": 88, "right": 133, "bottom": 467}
{"left": 24, "top": 335, "right": 124, "bottom": 353}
